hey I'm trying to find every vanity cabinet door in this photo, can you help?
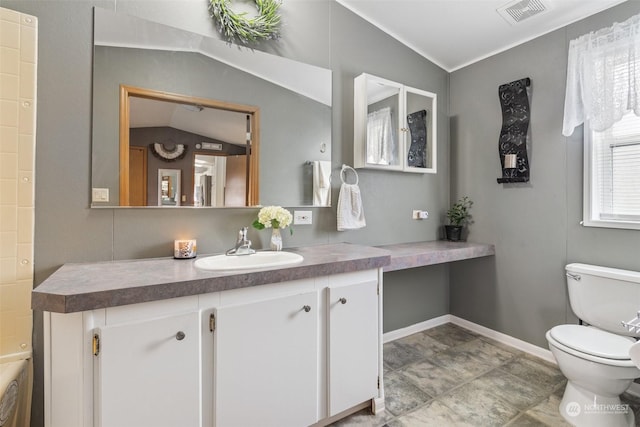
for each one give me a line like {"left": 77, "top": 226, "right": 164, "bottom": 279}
{"left": 214, "top": 290, "right": 319, "bottom": 427}
{"left": 95, "top": 311, "right": 201, "bottom": 427}
{"left": 328, "top": 279, "right": 379, "bottom": 416}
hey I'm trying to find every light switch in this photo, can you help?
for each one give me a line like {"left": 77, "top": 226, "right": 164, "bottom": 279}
{"left": 92, "top": 188, "right": 109, "bottom": 203}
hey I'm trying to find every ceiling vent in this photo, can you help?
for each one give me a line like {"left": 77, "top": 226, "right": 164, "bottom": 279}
{"left": 497, "top": 0, "right": 549, "bottom": 25}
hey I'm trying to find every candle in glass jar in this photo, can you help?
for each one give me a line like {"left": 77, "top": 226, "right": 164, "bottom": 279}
{"left": 174, "top": 239, "right": 197, "bottom": 259}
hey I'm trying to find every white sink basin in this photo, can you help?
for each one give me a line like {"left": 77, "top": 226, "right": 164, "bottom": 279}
{"left": 194, "top": 251, "right": 304, "bottom": 271}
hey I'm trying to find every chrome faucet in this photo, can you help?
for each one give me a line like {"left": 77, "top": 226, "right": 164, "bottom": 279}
{"left": 226, "top": 227, "right": 256, "bottom": 256}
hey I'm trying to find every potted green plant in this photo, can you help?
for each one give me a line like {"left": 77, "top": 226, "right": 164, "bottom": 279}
{"left": 445, "top": 196, "right": 473, "bottom": 241}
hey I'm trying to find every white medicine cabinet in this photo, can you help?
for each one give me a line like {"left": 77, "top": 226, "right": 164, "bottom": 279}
{"left": 354, "top": 73, "right": 437, "bottom": 173}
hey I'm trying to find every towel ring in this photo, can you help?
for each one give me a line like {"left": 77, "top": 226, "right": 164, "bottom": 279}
{"left": 340, "top": 164, "right": 359, "bottom": 185}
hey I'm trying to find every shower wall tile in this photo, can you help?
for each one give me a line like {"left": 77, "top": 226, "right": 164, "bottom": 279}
{"left": 19, "top": 63, "right": 35, "bottom": 99}
{"left": 0, "top": 7, "right": 37, "bottom": 357}
{"left": 0, "top": 232, "right": 17, "bottom": 258}
{"left": 0, "top": 19, "right": 19, "bottom": 48}
{"left": 0, "top": 209, "right": 16, "bottom": 236}
{"left": 0, "top": 257, "right": 16, "bottom": 284}
{"left": 0, "top": 7, "right": 20, "bottom": 23}
{"left": 0, "top": 73, "right": 19, "bottom": 99}
{"left": 0, "top": 152, "right": 17, "bottom": 179}
{"left": 18, "top": 134, "right": 33, "bottom": 171}
{"left": 17, "top": 207, "right": 33, "bottom": 244}
{"left": 0, "top": 99, "right": 18, "bottom": 126}
{"left": 0, "top": 47, "right": 19, "bottom": 74}
{"left": 0, "top": 126, "right": 18, "bottom": 152}
{"left": 17, "top": 171, "right": 33, "bottom": 207}
{"left": 18, "top": 100, "right": 34, "bottom": 134}
{"left": 0, "top": 179, "right": 17, "bottom": 205}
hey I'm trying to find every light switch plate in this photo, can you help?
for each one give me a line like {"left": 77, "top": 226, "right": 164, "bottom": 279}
{"left": 92, "top": 188, "right": 109, "bottom": 203}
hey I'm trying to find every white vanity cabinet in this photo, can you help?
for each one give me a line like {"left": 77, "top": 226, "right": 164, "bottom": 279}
{"left": 354, "top": 72, "right": 437, "bottom": 174}
{"left": 213, "top": 289, "right": 320, "bottom": 427}
{"left": 42, "top": 268, "right": 384, "bottom": 427}
{"left": 327, "top": 276, "right": 379, "bottom": 416}
{"left": 95, "top": 311, "right": 202, "bottom": 427}
{"left": 44, "top": 296, "right": 205, "bottom": 427}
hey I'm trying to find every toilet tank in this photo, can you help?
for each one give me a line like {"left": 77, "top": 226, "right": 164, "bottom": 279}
{"left": 567, "top": 263, "right": 640, "bottom": 336}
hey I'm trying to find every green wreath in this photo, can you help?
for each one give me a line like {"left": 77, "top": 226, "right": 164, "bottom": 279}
{"left": 209, "top": 0, "right": 282, "bottom": 44}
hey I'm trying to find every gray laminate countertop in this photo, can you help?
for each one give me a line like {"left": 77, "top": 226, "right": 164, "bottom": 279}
{"left": 32, "top": 241, "right": 495, "bottom": 314}
{"left": 32, "top": 243, "right": 391, "bottom": 314}
{"left": 377, "top": 241, "right": 495, "bottom": 272}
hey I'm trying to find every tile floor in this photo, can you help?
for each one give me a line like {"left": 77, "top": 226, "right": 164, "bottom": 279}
{"left": 331, "top": 323, "right": 640, "bottom": 426}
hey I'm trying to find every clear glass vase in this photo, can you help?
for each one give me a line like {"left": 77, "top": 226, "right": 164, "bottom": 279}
{"left": 270, "top": 228, "right": 283, "bottom": 251}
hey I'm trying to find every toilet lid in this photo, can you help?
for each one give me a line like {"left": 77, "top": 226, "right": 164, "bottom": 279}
{"left": 550, "top": 325, "right": 634, "bottom": 360}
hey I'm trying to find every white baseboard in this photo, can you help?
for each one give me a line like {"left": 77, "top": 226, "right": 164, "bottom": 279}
{"left": 383, "top": 315, "right": 451, "bottom": 344}
{"left": 448, "top": 316, "right": 556, "bottom": 365}
{"left": 383, "top": 315, "right": 556, "bottom": 365}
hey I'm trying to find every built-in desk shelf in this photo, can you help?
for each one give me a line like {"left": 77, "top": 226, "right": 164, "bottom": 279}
{"left": 377, "top": 241, "right": 495, "bottom": 272}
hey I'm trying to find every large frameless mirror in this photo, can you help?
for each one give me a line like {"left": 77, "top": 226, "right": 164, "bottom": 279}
{"left": 91, "top": 8, "right": 332, "bottom": 208}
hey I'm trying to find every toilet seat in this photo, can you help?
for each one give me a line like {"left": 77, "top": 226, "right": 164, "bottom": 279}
{"left": 549, "top": 325, "right": 635, "bottom": 360}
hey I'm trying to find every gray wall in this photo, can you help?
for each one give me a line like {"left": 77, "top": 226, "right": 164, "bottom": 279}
{"left": 0, "top": 2, "right": 450, "bottom": 426}
{"left": 449, "top": 1, "right": 640, "bottom": 348}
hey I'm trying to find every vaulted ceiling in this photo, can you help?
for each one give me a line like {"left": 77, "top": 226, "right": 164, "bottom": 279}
{"left": 338, "top": 0, "right": 627, "bottom": 71}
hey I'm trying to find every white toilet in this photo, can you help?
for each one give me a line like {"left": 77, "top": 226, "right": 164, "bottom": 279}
{"left": 546, "top": 263, "right": 640, "bottom": 427}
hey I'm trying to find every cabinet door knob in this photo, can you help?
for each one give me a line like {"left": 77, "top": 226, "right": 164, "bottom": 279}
{"left": 175, "top": 331, "right": 186, "bottom": 341}
{"left": 303, "top": 305, "right": 311, "bottom": 313}
{"left": 339, "top": 298, "right": 347, "bottom": 305}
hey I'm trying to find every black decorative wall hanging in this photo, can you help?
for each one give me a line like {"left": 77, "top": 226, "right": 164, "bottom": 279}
{"left": 407, "top": 109, "right": 427, "bottom": 168}
{"left": 497, "top": 77, "right": 531, "bottom": 184}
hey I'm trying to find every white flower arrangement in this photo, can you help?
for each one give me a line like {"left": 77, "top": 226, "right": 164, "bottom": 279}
{"left": 252, "top": 206, "right": 293, "bottom": 233}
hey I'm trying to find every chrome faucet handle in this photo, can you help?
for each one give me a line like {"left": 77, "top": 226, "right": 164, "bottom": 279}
{"left": 238, "top": 227, "right": 248, "bottom": 242}
{"left": 226, "top": 227, "right": 255, "bottom": 256}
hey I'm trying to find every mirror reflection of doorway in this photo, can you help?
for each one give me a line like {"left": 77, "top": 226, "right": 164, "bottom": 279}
{"left": 119, "top": 85, "right": 259, "bottom": 207}
{"left": 158, "top": 169, "right": 181, "bottom": 206}
{"left": 193, "top": 154, "right": 247, "bottom": 207}
{"left": 128, "top": 146, "right": 147, "bottom": 206}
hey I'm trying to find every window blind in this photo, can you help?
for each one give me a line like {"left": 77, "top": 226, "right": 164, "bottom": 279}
{"left": 592, "top": 111, "right": 640, "bottom": 221}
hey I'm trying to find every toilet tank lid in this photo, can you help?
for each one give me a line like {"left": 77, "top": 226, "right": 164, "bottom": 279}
{"left": 566, "top": 263, "right": 640, "bottom": 283}
{"left": 550, "top": 325, "right": 635, "bottom": 360}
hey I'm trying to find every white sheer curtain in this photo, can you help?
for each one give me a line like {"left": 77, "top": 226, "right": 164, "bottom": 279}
{"left": 366, "top": 107, "right": 395, "bottom": 165}
{"left": 562, "top": 13, "right": 640, "bottom": 137}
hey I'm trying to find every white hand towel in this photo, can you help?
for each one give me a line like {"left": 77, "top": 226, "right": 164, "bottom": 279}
{"left": 337, "top": 182, "right": 366, "bottom": 231}
{"left": 313, "top": 160, "right": 331, "bottom": 206}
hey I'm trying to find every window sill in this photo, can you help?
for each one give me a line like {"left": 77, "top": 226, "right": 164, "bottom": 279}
{"left": 582, "top": 218, "right": 640, "bottom": 231}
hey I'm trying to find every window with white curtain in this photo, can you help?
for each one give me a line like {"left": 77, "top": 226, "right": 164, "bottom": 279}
{"left": 563, "top": 13, "right": 640, "bottom": 230}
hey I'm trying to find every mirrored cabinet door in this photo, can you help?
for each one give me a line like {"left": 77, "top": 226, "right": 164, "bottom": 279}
{"left": 354, "top": 73, "right": 437, "bottom": 174}
{"left": 354, "top": 74, "right": 403, "bottom": 171}
{"left": 404, "top": 86, "right": 437, "bottom": 174}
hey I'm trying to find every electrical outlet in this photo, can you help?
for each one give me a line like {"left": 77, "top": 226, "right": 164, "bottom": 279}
{"left": 412, "top": 210, "right": 429, "bottom": 220}
{"left": 294, "top": 210, "right": 312, "bottom": 225}
{"left": 92, "top": 188, "right": 109, "bottom": 203}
